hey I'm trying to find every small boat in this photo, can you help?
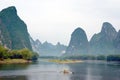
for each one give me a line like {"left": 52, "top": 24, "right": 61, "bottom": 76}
{"left": 61, "top": 69, "right": 72, "bottom": 74}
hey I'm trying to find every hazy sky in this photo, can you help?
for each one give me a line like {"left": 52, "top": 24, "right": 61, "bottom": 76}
{"left": 0, "top": 0, "right": 120, "bottom": 45}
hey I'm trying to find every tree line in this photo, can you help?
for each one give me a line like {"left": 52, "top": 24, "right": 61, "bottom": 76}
{"left": 0, "top": 45, "right": 38, "bottom": 61}
{"left": 63, "top": 54, "right": 120, "bottom": 62}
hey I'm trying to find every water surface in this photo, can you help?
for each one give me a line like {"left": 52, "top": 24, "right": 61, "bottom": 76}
{"left": 0, "top": 59, "right": 120, "bottom": 80}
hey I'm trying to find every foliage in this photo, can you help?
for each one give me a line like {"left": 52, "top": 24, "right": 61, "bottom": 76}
{"left": 63, "top": 55, "right": 96, "bottom": 60}
{"left": 49, "top": 59, "right": 83, "bottom": 64}
{"left": 107, "top": 55, "right": 120, "bottom": 61}
{"left": 96, "top": 55, "right": 106, "bottom": 60}
{"left": 63, "top": 54, "right": 120, "bottom": 62}
{"left": 0, "top": 45, "right": 38, "bottom": 61}
{"left": 0, "top": 45, "right": 9, "bottom": 59}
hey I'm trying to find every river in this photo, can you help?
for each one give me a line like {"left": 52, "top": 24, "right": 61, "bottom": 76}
{"left": 0, "top": 59, "right": 120, "bottom": 80}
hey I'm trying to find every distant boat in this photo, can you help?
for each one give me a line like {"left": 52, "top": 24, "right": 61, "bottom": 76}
{"left": 61, "top": 69, "right": 73, "bottom": 74}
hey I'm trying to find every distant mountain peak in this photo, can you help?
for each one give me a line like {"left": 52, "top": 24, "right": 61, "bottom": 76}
{"left": 116, "top": 30, "right": 120, "bottom": 41}
{"left": 65, "top": 27, "right": 88, "bottom": 55}
{"left": 35, "top": 39, "right": 41, "bottom": 46}
{"left": 35, "top": 39, "right": 41, "bottom": 43}
{"left": 0, "top": 6, "right": 32, "bottom": 50}
{"left": 43, "top": 41, "right": 49, "bottom": 44}
{"left": 118, "top": 30, "right": 120, "bottom": 34}
{"left": 71, "top": 27, "right": 85, "bottom": 36}
{"left": 0, "top": 6, "right": 17, "bottom": 15}
{"left": 30, "top": 39, "right": 67, "bottom": 56}
{"left": 90, "top": 22, "right": 117, "bottom": 54}
{"left": 100, "top": 22, "right": 117, "bottom": 41}
{"left": 101, "top": 22, "right": 116, "bottom": 34}
{"left": 114, "top": 30, "right": 120, "bottom": 51}
{"left": 56, "top": 42, "right": 61, "bottom": 45}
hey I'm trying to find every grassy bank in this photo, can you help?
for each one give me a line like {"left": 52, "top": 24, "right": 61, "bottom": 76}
{"left": 0, "top": 59, "right": 32, "bottom": 64}
{"left": 49, "top": 59, "right": 83, "bottom": 64}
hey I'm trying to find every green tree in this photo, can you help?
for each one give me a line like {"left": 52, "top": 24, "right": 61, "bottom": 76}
{"left": 19, "top": 48, "right": 33, "bottom": 60}
{"left": 0, "top": 45, "right": 9, "bottom": 59}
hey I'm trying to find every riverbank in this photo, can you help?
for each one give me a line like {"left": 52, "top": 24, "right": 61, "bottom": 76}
{"left": 0, "top": 59, "right": 32, "bottom": 64}
{"left": 49, "top": 59, "right": 83, "bottom": 64}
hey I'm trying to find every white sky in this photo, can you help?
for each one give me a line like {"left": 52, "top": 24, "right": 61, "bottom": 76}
{"left": 0, "top": 0, "right": 120, "bottom": 45}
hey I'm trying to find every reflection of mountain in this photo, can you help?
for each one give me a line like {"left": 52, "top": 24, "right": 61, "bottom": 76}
{"left": 0, "top": 6, "right": 32, "bottom": 50}
{"left": 30, "top": 38, "right": 67, "bottom": 56}
{"left": 0, "top": 76, "right": 27, "bottom": 80}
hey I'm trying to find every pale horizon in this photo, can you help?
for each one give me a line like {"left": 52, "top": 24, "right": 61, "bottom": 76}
{"left": 0, "top": 0, "right": 120, "bottom": 45}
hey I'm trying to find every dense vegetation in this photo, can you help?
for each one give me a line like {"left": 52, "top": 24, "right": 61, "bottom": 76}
{"left": 0, "top": 45, "right": 38, "bottom": 61}
{"left": 63, "top": 54, "right": 120, "bottom": 62}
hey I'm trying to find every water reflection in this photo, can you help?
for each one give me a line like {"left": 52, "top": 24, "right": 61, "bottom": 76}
{"left": 68, "top": 61, "right": 120, "bottom": 80}
{"left": 0, "top": 76, "right": 27, "bottom": 80}
{"left": 0, "top": 60, "right": 120, "bottom": 80}
{"left": 0, "top": 61, "right": 71, "bottom": 80}
{"left": 0, "top": 64, "right": 29, "bottom": 70}
{"left": 85, "top": 67, "right": 102, "bottom": 80}
{"left": 27, "top": 73, "right": 70, "bottom": 80}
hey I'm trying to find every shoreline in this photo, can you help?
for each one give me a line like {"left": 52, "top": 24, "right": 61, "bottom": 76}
{"left": 0, "top": 59, "right": 32, "bottom": 64}
{"left": 49, "top": 59, "right": 84, "bottom": 64}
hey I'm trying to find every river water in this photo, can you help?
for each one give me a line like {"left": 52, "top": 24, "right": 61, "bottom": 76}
{"left": 0, "top": 59, "right": 120, "bottom": 80}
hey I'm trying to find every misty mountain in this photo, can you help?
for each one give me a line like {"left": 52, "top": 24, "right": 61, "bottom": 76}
{"left": 89, "top": 22, "right": 117, "bottom": 54}
{"left": 30, "top": 38, "right": 67, "bottom": 56}
{"left": 30, "top": 37, "right": 41, "bottom": 53}
{"left": 63, "top": 22, "right": 120, "bottom": 57}
{"left": 0, "top": 6, "right": 32, "bottom": 50}
{"left": 65, "top": 27, "right": 89, "bottom": 56}
{"left": 1, "top": 6, "right": 120, "bottom": 57}
{"left": 114, "top": 30, "right": 120, "bottom": 54}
